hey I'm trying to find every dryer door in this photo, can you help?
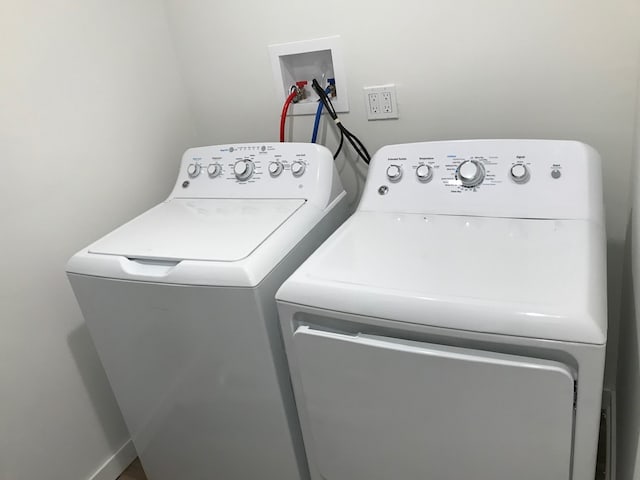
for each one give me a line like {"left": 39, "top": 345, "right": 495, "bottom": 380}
{"left": 292, "top": 326, "right": 576, "bottom": 480}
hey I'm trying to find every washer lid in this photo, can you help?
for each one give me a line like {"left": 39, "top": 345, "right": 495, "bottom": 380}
{"left": 277, "top": 211, "right": 607, "bottom": 344}
{"left": 89, "top": 198, "right": 306, "bottom": 262}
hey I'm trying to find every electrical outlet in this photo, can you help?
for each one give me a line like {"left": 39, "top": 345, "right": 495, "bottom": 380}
{"left": 364, "top": 84, "right": 398, "bottom": 120}
{"left": 381, "top": 91, "right": 392, "bottom": 113}
{"left": 368, "top": 93, "right": 380, "bottom": 114}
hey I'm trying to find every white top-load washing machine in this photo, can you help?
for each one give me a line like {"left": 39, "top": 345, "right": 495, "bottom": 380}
{"left": 67, "top": 143, "right": 347, "bottom": 480}
{"left": 276, "top": 140, "right": 607, "bottom": 480}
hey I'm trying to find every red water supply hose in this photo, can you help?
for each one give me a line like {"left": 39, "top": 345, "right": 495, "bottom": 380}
{"left": 280, "top": 90, "right": 298, "bottom": 142}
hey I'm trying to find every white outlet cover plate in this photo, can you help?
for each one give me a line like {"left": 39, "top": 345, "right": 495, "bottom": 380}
{"left": 269, "top": 36, "right": 349, "bottom": 116}
{"left": 364, "top": 84, "right": 399, "bottom": 120}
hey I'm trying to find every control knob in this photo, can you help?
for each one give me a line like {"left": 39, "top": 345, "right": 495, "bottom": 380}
{"left": 187, "top": 163, "right": 201, "bottom": 178}
{"left": 291, "top": 161, "right": 306, "bottom": 177}
{"left": 386, "top": 164, "right": 403, "bottom": 182}
{"left": 510, "top": 164, "right": 530, "bottom": 184}
{"left": 233, "top": 159, "right": 254, "bottom": 181}
{"left": 207, "top": 163, "right": 222, "bottom": 178}
{"left": 415, "top": 164, "right": 433, "bottom": 183}
{"left": 457, "top": 160, "right": 485, "bottom": 188}
{"left": 269, "top": 161, "right": 284, "bottom": 177}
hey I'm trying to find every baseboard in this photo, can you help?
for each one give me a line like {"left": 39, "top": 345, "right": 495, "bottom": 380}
{"left": 88, "top": 439, "right": 137, "bottom": 480}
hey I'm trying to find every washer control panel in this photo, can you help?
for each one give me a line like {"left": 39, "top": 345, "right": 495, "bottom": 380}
{"left": 170, "top": 143, "right": 341, "bottom": 206}
{"left": 359, "top": 140, "right": 603, "bottom": 222}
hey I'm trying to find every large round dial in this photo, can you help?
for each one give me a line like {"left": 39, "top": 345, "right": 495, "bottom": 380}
{"left": 415, "top": 164, "right": 433, "bottom": 183}
{"left": 233, "top": 159, "right": 254, "bottom": 181}
{"left": 457, "top": 160, "right": 485, "bottom": 187}
{"left": 386, "top": 164, "right": 403, "bottom": 182}
{"left": 510, "top": 164, "right": 530, "bottom": 184}
{"left": 187, "top": 163, "right": 201, "bottom": 178}
{"left": 291, "top": 161, "right": 306, "bottom": 177}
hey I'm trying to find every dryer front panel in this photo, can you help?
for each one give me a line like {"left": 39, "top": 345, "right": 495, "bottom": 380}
{"left": 292, "top": 326, "right": 575, "bottom": 480}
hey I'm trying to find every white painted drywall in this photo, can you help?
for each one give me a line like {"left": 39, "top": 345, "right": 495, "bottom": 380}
{"left": 163, "top": 0, "right": 640, "bottom": 386}
{"left": 0, "top": 2, "right": 197, "bottom": 479}
{"left": 616, "top": 65, "right": 640, "bottom": 480}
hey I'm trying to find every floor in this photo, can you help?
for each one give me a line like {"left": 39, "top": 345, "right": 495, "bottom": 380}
{"left": 117, "top": 459, "right": 147, "bottom": 480}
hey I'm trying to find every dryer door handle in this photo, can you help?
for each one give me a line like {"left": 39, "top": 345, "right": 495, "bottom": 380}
{"left": 294, "top": 325, "right": 576, "bottom": 378}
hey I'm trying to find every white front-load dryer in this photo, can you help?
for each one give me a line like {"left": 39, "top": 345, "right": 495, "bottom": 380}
{"left": 67, "top": 143, "right": 348, "bottom": 480}
{"left": 276, "top": 140, "right": 607, "bottom": 480}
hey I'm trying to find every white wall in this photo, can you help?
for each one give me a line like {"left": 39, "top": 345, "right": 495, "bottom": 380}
{"left": 164, "top": 0, "right": 640, "bottom": 385}
{"left": 0, "top": 2, "right": 197, "bottom": 479}
{"left": 616, "top": 67, "right": 640, "bottom": 480}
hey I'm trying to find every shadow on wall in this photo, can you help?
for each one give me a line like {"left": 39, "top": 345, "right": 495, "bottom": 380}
{"left": 616, "top": 211, "right": 640, "bottom": 480}
{"left": 67, "top": 322, "right": 130, "bottom": 452}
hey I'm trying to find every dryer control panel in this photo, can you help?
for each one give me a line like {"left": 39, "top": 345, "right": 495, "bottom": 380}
{"left": 169, "top": 143, "right": 343, "bottom": 209}
{"left": 359, "top": 140, "right": 603, "bottom": 222}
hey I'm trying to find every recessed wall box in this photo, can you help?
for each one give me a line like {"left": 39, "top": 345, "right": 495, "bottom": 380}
{"left": 269, "top": 36, "right": 348, "bottom": 116}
